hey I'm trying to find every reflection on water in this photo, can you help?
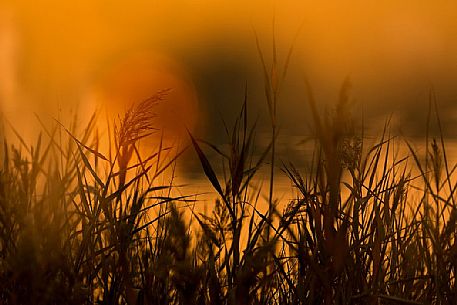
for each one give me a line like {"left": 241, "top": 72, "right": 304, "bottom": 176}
{"left": 171, "top": 133, "right": 457, "bottom": 215}
{"left": 2, "top": 0, "right": 457, "bottom": 216}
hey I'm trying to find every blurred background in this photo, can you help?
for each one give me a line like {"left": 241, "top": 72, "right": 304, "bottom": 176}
{"left": 1, "top": 0, "right": 457, "bottom": 190}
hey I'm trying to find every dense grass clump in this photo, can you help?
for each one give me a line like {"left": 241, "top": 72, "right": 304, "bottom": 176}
{"left": 0, "top": 81, "right": 456, "bottom": 305}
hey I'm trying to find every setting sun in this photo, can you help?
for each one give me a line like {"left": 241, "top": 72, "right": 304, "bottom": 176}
{"left": 1, "top": 1, "right": 457, "bottom": 304}
{"left": 89, "top": 52, "right": 199, "bottom": 143}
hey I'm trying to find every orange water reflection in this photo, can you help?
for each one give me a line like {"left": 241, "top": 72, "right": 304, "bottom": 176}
{"left": 2, "top": 1, "right": 457, "bottom": 210}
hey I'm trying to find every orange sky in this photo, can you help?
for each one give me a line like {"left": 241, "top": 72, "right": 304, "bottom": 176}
{"left": 1, "top": 0, "right": 457, "bottom": 141}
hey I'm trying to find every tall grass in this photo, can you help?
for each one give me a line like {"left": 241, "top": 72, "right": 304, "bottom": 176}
{"left": 0, "top": 77, "right": 456, "bottom": 304}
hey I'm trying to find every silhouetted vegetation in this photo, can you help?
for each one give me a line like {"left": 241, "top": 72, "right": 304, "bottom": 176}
{"left": 0, "top": 48, "right": 456, "bottom": 304}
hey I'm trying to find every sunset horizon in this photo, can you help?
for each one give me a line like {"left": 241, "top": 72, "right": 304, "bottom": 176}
{"left": 0, "top": 1, "right": 456, "bottom": 304}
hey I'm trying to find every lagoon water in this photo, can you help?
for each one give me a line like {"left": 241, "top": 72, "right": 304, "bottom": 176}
{"left": 2, "top": 1, "right": 457, "bottom": 214}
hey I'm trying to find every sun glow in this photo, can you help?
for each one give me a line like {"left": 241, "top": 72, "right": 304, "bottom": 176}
{"left": 88, "top": 52, "right": 199, "bottom": 148}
